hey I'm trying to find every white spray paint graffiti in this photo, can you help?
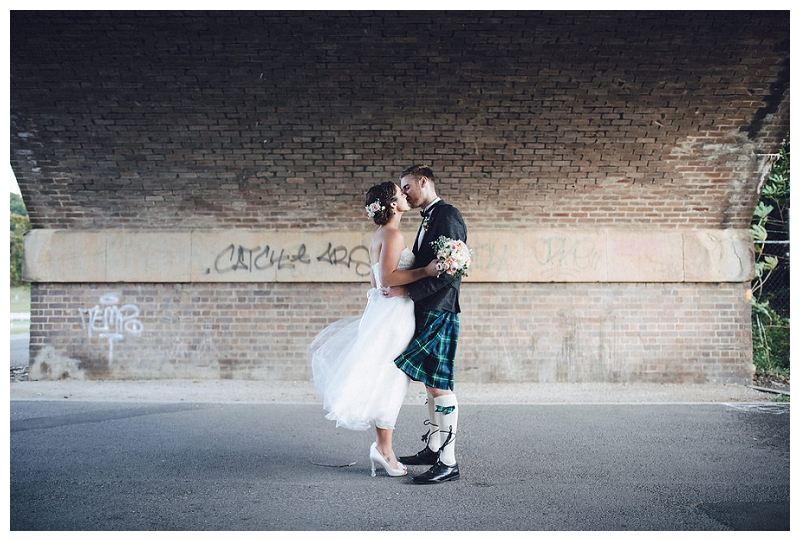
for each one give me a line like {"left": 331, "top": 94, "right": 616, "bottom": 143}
{"left": 78, "top": 294, "right": 144, "bottom": 364}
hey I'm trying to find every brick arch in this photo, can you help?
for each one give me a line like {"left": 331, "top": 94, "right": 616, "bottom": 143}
{"left": 11, "top": 11, "right": 789, "bottom": 383}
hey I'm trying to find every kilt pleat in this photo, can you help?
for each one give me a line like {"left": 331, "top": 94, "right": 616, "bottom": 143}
{"left": 394, "top": 310, "right": 459, "bottom": 390}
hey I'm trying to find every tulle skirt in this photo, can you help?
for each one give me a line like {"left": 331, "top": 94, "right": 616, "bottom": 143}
{"left": 310, "top": 288, "right": 415, "bottom": 430}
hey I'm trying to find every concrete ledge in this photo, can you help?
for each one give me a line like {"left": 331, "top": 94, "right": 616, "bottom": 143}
{"left": 23, "top": 228, "right": 755, "bottom": 283}
{"left": 8, "top": 379, "right": 775, "bottom": 404}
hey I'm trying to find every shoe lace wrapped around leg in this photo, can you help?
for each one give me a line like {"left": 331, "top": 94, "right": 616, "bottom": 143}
{"left": 439, "top": 424, "right": 454, "bottom": 451}
{"left": 421, "top": 419, "right": 439, "bottom": 444}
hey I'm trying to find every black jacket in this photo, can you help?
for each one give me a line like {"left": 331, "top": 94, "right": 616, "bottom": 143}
{"left": 407, "top": 200, "right": 467, "bottom": 314}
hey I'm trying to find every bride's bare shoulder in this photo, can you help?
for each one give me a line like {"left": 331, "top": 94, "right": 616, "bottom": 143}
{"left": 373, "top": 226, "right": 403, "bottom": 245}
{"left": 386, "top": 226, "right": 406, "bottom": 242}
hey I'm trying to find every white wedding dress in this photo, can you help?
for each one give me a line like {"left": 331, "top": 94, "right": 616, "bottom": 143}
{"left": 310, "top": 248, "right": 415, "bottom": 430}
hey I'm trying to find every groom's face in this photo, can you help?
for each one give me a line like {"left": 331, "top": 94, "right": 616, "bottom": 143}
{"left": 400, "top": 175, "right": 423, "bottom": 208}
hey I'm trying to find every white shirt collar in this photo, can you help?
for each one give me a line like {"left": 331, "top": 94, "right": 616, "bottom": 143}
{"left": 423, "top": 198, "right": 442, "bottom": 215}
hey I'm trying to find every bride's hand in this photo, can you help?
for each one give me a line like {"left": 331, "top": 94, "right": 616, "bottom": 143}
{"left": 425, "top": 259, "right": 440, "bottom": 277}
{"left": 381, "top": 286, "right": 409, "bottom": 298}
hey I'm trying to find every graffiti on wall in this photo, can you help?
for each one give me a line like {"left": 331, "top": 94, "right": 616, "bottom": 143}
{"left": 531, "top": 236, "right": 603, "bottom": 279}
{"left": 470, "top": 233, "right": 604, "bottom": 281}
{"left": 209, "top": 242, "right": 372, "bottom": 277}
{"left": 78, "top": 293, "right": 144, "bottom": 364}
{"left": 207, "top": 234, "right": 602, "bottom": 281}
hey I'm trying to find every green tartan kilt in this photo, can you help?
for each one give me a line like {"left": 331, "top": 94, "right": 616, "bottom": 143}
{"left": 394, "top": 310, "right": 459, "bottom": 391}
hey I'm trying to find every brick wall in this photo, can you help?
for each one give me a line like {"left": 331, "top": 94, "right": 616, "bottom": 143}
{"left": 11, "top": 11, "right": 789, "bottom": 384}
{"left": 11, "top": 12, "right": 788, "bottom": 232}
{"left": 30, "top": 281, "right": 751, "bottom": 384}
{"left": 29, "top": 282, "right": 368, "bottom": 381}
{"left": 461, "top": 282, "right": 753, "bottom": 384}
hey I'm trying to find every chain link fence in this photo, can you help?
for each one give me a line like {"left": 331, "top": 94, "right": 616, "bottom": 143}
{"left": 752, "top": 237, "right": 790, "bottom": 377}
{"left": 756, "top": 239, "right": 790, "bottom": 318}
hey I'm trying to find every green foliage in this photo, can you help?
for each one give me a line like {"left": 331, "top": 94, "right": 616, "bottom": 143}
{"left": 750, "top": 134, "right": 790, "bottom": 377}
{"left": 10, "top": 194, "right": 30, "bottom": 287}
{"left": 10, "top": 193, "right": 27, "bottom": 217}
{"left": 752, "top": 311, "right": 790, "bottom": 376}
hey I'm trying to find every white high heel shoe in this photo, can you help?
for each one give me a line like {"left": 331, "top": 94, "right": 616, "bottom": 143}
{"left": 369, "top": 442, "right": 407, "bottom": 477}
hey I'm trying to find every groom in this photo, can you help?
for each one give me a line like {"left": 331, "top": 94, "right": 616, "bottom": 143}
{"left": 382, "top": 164, "right": 467, "bottom": 484}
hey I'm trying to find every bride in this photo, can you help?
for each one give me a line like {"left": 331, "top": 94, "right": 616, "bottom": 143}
{"left": 310, "top": 181, "right": 438, "bottom": 477}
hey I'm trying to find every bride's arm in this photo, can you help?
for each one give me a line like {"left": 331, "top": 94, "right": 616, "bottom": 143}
{"left": 379, "top": 229, "right": 438, "bottom": 287}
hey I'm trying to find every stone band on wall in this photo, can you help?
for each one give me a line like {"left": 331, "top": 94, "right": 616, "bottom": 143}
{"left": 24, "top": 228, "right": 754, "bottom": 283}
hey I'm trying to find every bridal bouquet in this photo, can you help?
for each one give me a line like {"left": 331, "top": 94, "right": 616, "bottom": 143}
{"left": 431, "top": 236, "right": 472, "bottom": 278}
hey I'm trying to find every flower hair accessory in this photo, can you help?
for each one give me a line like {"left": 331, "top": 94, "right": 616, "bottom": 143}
{"left": 366, "top": 200, "right": 385, "bottom": 218}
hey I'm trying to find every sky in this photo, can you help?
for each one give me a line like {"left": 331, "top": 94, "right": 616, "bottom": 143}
{"left": 10, "top": 166, "right": 21, "bottom": 195}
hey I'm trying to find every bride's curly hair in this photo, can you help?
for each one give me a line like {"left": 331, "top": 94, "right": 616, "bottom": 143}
{"left": 365, "top": 181, "right": 398, "bottom": 226}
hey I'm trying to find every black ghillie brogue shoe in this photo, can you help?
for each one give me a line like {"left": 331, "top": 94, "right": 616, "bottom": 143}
{"left": 399, "top": 446, "right": 439, "bottom": 466}
{"left": 411, "top": 460, "right": 460, "bottom": 484}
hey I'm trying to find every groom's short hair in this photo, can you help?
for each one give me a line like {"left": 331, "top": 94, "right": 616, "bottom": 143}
{"left": 400, "top": 164, "right": 435, "bottom": 183}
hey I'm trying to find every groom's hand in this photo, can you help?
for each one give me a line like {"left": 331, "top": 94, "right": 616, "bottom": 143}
{"left": 381, "top": 286, "right": 409, "bottom": 298}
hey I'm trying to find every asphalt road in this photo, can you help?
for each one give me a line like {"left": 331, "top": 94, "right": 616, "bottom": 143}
{"left": 10, "top": 334, "right": 28, "bottom": 367}
{"left": 10, "top": 399, "right": 790, "bottom": 531}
